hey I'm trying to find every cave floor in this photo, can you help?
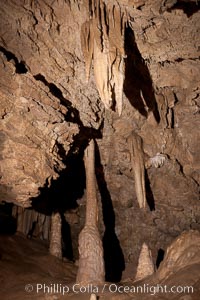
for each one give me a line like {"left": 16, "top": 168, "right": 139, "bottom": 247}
{"left": 0, "top": 234, "right": 200, "bottom": 300}
{"left": 0, "top": 234, "right": 127, "bottom": 300}
{"left": 0, "top": 234, "right": 76, "bottom": 299}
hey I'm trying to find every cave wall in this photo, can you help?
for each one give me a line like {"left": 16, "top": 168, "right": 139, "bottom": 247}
{"left": 0, "top": 0, "right": 199, "bottom": 277}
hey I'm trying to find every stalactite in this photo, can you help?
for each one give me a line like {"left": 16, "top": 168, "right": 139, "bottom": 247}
{"left": 76, "top": 139, "right": 105, "bottom": 284}
{"left": 128, "top": 131, "right": 147, "bottom": 209}
{"left": 49, "top": 212, "right": 62, "bottom": 259}
{"left": 81, "top": 0, "right": 126, "bottom": 116}
{"left": 80, "top": 20, "right": 94, "bottom": 82}
{"left": 135, "top": 242, "right": 155, "bottom": 281}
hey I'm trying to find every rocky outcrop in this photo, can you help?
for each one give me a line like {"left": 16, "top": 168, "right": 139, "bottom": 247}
{"left": 156, "top": 230, "right": 200, "bottom": 283}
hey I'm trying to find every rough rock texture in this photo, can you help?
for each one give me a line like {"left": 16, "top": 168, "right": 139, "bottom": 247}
{"left": 134, "top": 242, "right": 155, "bottom": 281}
{"left": 0, "top": 0, "right": 104, "bottom": 207}
{"left": 0, "top": 230, "right": 200, "bottom": 300}
{"left": 156, "top": 230, "right": 200, "bottom": 283}
{"left": 0, "top": 0, "right": 200, "bottom": 284}
{"left": 49, "top": 212, "right": 62, "bottom": 258}
{"left": 77, "top": 140, "right": 105, "bottom": 284}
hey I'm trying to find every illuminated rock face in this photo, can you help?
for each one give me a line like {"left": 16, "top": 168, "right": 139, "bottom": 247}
{"left": 81, "top": 0, "right": 126, "bottom": 116}
{"left": 135, "top": 242, "right": 155, "bottom": 281}
{"left": 0, "top": 0, "right": 200, "bottom": 278}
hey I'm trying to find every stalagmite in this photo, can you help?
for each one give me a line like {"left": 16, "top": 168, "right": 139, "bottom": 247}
{"left": 90, "top": 294, "right": 97, "bottom": 300}
{"left": 76, "top": 139, "right": 105, "bottom": 284}
{"left": 135, "top": 242, "right": 155, "bottom": 281}
{"left": 128, "top": 132, "right": 147, "bottom": 209}
{"left": 49, "top": 212, "right": 62, "bottom": 259}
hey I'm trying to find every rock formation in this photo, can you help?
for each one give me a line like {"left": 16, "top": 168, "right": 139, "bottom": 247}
{"left": 0, "top": 0, "right": 199, "bottom": 290}
{"left": 90, "top": 294, "right": 97, "bottom": 300}
{"left": 156, "top": 230, "right": 200, "bottom": 283}
{"left": 76, "top": 139, "right": 105, "bottom": 284}
{"left": 81, "top": 0, "right": 126, "bottom": 115}
{"left": 128, "top": 131, "right": 147, "bottom": 209}
{"left": 12, "top": 205, "right": 50, "bottom": 240}
{"left": 49, "top": 212, "right": 62, "bottom": 259}
{"left": 135, "top": 242, "right": 155, "bottom": 281}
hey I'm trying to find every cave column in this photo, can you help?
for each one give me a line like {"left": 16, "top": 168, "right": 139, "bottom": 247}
{"left": 76, "top": 139, "right": 105, "bottom": 284}
{"left": 49, "top": 212, "right": 62, "bottom": 259}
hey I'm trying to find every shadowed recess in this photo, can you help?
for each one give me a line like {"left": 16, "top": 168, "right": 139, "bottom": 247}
{"left": 156, "top": 248, "right": 165, "bottom": 268}
{"left": 145, "top": 169, "right": 155, "bottom": 211}
{"left": 31, "top": 152, "right": 86, "bottom": 215}
{"left": 0, "top": 46, "right": 28, "bottom": 74}
{"left": 95, "top": 142, "right": 125, "bottom": 282}
{"left": 0, "top": 203, "right": 17, "bottom": 235}
{"left": 124, "top": 26, "right": 160, "bottom": 123}
{"left": 167, "top": 1, "right": 200, "bottom": 17}
{"left": 61, "top": 214, "right": 74, "bottom": 260}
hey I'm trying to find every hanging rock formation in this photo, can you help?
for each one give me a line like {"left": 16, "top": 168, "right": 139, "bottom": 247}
{"left": 128, "top": 131, "right": 147, "bottom": 209}
{"left": 76, "top": 139, "right": 105, "bottom": 284}
{"left": 128, "top": 130, "right": 167, "bottom": 209}
{"left": 81, "top": 0, "right": 126, "bottom": 115}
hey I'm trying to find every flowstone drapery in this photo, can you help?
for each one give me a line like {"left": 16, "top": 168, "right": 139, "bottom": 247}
{"left": 49, "top": 212, "right": 62, "bottom": 259}
{"left": 81, "top": 0, "right": 126, "bottom": 116}
{"left": 76, "top": 139, "right": 105, "bottom": 284}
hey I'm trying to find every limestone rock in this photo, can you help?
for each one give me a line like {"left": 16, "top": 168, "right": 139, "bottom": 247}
{"left": 49, "top": 212, "right": 62, "bottom": 259}
{"left": 157, "top": 230, "right": 200, "bottom": 282}
{"left": 135, "top": 242, "right": 155, "bottom": 281}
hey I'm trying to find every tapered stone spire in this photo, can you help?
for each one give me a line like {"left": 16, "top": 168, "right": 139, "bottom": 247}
{"left": 76, "top": 139, "right": 105, "bottom": 284}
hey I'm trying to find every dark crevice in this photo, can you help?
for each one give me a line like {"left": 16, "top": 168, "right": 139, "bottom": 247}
{"left": 176, "top": 159, "right": 185, "bottom": 176}
{"left": 0, "top": 46, "right": 28, "bottom": 74}
{"left": 31, "top": 73, "right": 104, "bottom": 215}
{"left": 156, "top": 248, "right": 165, "bottom": 268}
{"left": 95, "top": 141, "right": 125, "bottom": 282}
{"left": 31, "top": 122, "right": 103, "bottom": 215}
{"left": 167, "top": 1, "right": 200, "bottom": 17}
{"left": 171, "top": 108, "right": 175, "bottom": 128}
{"left": 173, "top": 92, "right": 179, "bottom": 105}
{"left": 175, "top": 58, "right": 184, "bottom": 63}
{"left": 160, "top": 58, "right": 200, "bottom": 66}
{"left": 61, "top": 213, "right": 74, "bottom": 261}
{"left": 34, "top": 73, "right": 82, "bottom": 125}
{"left": 0, "top": 202, "right": 17, "bottom": 235}
{"left": 124, "top": 26, "right": 160, "bottom": 123}
{"left": 145, "top": 169, "right": 155, "bottom": 211}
